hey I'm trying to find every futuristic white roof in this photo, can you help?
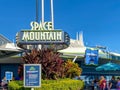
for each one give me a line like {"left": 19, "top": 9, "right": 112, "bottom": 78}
{"left": 0, "top": 34, "right": 23, "bottom": 58}
{"left": 58, "top": 32, "right": 86, "bottom": 56}
{"left": 58, "top": 32, "right": 120, "bottom": 59}
{"left": 0, "top": 43, "right": 23, "bottom": 58}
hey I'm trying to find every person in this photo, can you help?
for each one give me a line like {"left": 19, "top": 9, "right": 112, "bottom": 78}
{"left": 108, "top": 76, "right": 117, "bottom": 90}
{"left": 116, "top": 77, "right": 120, "bottom": 89}
{"left": 99, "top": 76, "right": 107, "bottom": 90}
{"left": 1, "top": 77, "right": 8, "bottom": 90}
{"left": 93, "top": 77, "right": 99, "bottom": 90}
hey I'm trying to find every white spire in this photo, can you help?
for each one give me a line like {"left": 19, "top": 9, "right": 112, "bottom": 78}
{"left": 79, "top": 31, "right": 84, "bottom": 47}
{"left": 70, "top": 32, "right": 84, "bottom": 47}
{"left": 76, "top": 32, "right": 78, "bottom": 40}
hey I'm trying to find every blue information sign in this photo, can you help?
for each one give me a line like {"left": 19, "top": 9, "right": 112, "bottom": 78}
{"left": 85, "top": 48, "right": 99, "bottom": 65}
{"left": 5, "top": 71, "right": 13, "bottom": 81}
{"left": 24, "top": 64, "right": 41, "bottom": 87}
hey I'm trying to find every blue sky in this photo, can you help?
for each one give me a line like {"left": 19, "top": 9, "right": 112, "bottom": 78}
{"left": 0, "top": 0, "right": 120, "bottom": 53}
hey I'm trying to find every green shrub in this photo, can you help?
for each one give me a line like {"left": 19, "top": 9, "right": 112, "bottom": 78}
{"left": 64, "top": 60, "right": 82, "bottom": 79}
{"left": 8, "top": 79, "right": 84, "bottom": 90}
{"left": 8, "top": 81, "right": 30, "bottom": 90}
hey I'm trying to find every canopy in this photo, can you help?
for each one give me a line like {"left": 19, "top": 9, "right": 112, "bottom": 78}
{"left": 0, "top": 43, "right": 23, "bottom": 58}
{"left": 96, "top": 62, "right": 120, "bottom": 71}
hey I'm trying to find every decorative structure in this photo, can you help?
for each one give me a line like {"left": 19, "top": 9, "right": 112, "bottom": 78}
{"left": 0, "top": 34, "right": 22, "bottom": 58}
{"left": 58, "top": 32, "right": 86, "bottom": 57}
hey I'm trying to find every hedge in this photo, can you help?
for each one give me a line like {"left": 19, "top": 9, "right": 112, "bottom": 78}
{"left": 8, "top": 79, "right": 84, "bottom": 90}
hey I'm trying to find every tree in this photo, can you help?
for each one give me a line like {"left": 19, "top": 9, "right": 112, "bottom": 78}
{"left": 22, "top": 48, "right": 65, "bottom": 80}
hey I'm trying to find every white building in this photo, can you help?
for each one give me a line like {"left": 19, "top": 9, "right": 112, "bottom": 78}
{"left": 58, "top": 32, "right": 120, "bottom": 62}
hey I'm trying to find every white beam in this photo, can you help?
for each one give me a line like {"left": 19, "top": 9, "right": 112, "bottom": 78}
{"left": 51, "top": 0, "right": 54, "bottom": 29}
{"left": 41, "top": 0, "right": 44, "bottom": 23}
{"left": 73, "top": 56, "right": 78, "bottom": 62}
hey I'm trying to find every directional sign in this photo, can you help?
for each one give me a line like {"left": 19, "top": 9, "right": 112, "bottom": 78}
{"left": 24, "top": 64, "right": 41, "bottom": 88}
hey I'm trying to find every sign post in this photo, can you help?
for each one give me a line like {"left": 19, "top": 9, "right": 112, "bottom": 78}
{"left": 24, "top": 64, "right": 41, "bottom": 89}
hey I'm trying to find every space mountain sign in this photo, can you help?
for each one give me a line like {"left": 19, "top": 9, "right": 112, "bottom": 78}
{"left": 16, "top": 21, "right": 70, "bottom": 45}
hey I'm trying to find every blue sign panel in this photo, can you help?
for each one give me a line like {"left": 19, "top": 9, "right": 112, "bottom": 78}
{"left": 24, "top": 64, "right": 41, "bottom": 87}
{"left": 16, "top": 30, "right": 70, "bottom": 46}
{"left": 17, "top": 30, "right": 64, "bottom": 44}
{"left": 85, "top": 48, "right": 99, "bottom": 65}
{"left": 5, "top": 71, "right": 13, "bottom": 81}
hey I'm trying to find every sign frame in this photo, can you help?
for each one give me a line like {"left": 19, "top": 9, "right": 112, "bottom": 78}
{"left": 24, "top": 64, "right": 41, "bottom": 88}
